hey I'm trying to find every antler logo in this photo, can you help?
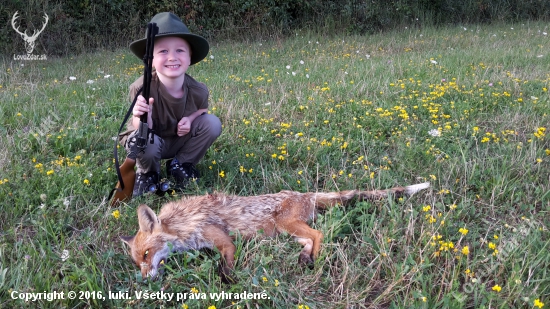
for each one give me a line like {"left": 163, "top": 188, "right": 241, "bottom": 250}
{"left": 12, "top": 11, "right": 49, "bottom": 54}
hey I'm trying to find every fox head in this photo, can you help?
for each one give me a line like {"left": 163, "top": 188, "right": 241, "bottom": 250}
{"left": 120, "top": 204, "right": 177, "bottom": 279}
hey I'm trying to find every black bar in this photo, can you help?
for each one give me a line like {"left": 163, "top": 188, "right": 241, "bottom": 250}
{"left": 136, "top": 22, "right": 158, "bottom": 150}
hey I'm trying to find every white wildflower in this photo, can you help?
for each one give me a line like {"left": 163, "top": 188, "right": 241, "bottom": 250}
{"left": 60, "top": 250, "right": 70, "bottom": 261}
{"left": 428, "top": 129, "right": 441, "bottom": 137}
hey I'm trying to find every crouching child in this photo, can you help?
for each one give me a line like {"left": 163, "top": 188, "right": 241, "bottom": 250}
{"left": 119, "top": 12, "right": 221, "bottom": 196}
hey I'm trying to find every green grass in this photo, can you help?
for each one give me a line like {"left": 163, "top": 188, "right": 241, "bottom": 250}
{"left": 1, "top": 22, "right": 549, "bottom": 308}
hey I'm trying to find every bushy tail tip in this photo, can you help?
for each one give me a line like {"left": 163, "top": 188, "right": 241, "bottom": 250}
{"left": 404, "top": 182, "right": 430, "bottom": 196}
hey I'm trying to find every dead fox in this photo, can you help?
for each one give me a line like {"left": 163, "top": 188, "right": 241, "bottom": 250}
{"left": 121, "top": 182, "right": 430, "bottom": 282}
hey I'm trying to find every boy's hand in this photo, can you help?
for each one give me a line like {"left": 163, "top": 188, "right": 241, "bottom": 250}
{"left": 177, "top": 117, "right": 191, "bottom": 136}
{"left": 133, "top": 95, "right": 154, "bottom": 117}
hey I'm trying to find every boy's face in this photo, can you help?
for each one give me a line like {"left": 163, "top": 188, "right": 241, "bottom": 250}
{"left": 152, "top": 36, "right": 192, "bottom": 80}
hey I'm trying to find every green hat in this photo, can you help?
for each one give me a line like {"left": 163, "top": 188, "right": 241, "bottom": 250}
{"left": 129, "top": 12, "right": 209, "bottom": 65}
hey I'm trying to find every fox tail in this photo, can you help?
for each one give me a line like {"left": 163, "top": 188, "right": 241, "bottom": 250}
{"left": 313, "top": 182, "right": 430, "bottom": 209}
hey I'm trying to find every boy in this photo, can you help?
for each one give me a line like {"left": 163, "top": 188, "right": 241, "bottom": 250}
{"left": 121, "top": 12, "right": 221, "bottom": 196}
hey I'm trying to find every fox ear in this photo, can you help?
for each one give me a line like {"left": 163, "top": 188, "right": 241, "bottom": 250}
{"left": 137, "top": 204, "right": 160, "bottom": 234}
{"left": 120, "top": 235, "right": 135, "bottom": 247}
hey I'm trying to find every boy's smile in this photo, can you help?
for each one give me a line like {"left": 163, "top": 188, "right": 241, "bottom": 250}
{"left": 153, "top": 37, "right": 192, "bottom": 81}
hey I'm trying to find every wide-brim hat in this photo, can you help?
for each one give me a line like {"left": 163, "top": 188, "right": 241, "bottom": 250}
{"left": 129, "top": 12, "right": 209, "bottom": 65}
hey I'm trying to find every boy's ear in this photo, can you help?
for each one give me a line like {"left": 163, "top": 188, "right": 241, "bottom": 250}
{"left": 137, "top": 204, "right": 160, "bottom": 234}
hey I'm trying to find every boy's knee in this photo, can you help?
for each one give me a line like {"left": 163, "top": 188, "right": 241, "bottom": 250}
{"left": 126, "top": 132, "right": 164, "bottom": 159}
{"left": 197, "top": 114, "right": 222, "bottom": 138}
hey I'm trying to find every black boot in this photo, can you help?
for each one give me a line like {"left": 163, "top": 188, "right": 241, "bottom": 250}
{"left": 132, "top": 171, "right": 159, "bottom": 197}
{"left": 166, "top": 160, "right": 200, "bottom": 188}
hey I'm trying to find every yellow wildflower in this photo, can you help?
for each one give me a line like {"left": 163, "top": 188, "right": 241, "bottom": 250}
{"left": 112, "top": 210, "right": 120, "bottom": 219}
{"left": 459, "top": 228, "right": 469, "bottom": 235}
{"left": 492, "top": 284, "right": 502, "bottom": 292}
{"left": 534, "top": 298, "right": 545, "bottom": 308}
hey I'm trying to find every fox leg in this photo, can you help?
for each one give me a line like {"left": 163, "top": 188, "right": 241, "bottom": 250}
{"left": 202, "top": 225, "right": 237, "bottom": 283}
{"left": 279, "top": 220, "right": 323, "bottom": 266}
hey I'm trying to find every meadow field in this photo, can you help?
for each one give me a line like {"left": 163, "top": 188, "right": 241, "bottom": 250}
{"left": 0, "top": 22, "right": 549, "bottom": 308}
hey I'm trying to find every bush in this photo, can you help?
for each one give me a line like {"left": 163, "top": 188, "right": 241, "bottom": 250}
{"left": 1, "top": 0, "right": 549, "bottom": 57}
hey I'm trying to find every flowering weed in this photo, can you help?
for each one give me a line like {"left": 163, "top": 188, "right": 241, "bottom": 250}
{"left": 0, "top": 23, "right": 548, "bottom": 308}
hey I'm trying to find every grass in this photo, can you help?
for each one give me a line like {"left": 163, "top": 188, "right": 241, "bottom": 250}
{"left": 0, "top": 22, "right": 549, "bottom": 308}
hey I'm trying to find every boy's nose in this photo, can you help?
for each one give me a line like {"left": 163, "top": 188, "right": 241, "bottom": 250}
{"left": 165, "top": 50, "right": 177, "bottom": 59}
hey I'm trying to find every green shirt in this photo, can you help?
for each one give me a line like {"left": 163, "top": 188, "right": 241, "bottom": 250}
{"left": 125, "top": 71, "right": 209, "bottom": 138}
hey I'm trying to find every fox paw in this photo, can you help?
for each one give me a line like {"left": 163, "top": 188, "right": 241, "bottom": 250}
{"left": 219, "top": 265, "right": 237, "bottom": 284}
{"left": 298, "top": 253, "right": 314, "bottom": 268}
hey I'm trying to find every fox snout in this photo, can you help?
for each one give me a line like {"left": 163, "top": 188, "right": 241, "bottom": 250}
{"left": 139, "top": 259, "right": 165, "bottom": 280}
{"left": 135, "top": 248, "right": 169, "bottom": 280}
{"left": 120, "top": 233, "right": 171, "bottom": 281}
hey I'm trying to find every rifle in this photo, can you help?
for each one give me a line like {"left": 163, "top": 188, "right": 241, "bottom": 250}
{"left": 109, "top": 22, "right": 158, "bottom": 206}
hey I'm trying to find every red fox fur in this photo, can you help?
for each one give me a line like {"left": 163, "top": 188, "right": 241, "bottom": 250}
{"left": 121, "top": 182, "right": 430, "bottom": 282}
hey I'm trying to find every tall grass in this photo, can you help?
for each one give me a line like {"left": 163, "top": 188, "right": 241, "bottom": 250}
{"left": 0, "top": 22, "right": 548, "bottom": 308}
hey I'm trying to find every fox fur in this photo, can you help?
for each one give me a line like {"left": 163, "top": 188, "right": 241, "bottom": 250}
{"left": 121, "top": 182, "right": 430, "bottom": 282}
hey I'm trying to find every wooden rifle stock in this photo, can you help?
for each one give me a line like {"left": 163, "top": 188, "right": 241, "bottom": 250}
{"left": 110, "top": 22, "right": 158, "bottom": 206}
{"left": 110, "top": 158, "right": 136, "bottom": 206}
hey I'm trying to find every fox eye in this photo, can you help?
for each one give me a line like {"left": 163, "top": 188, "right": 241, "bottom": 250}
{"left": 144, "top": 250, "right": 149, "bottom": 259}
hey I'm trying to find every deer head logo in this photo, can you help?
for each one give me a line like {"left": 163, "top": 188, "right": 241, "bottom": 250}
{"left": 12, "top": 11, "right": 49, "bottom": 54}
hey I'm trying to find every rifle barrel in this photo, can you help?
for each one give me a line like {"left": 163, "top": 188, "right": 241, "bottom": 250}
{"left": 140, "top": 23, "right": 158, "bottom": 124}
